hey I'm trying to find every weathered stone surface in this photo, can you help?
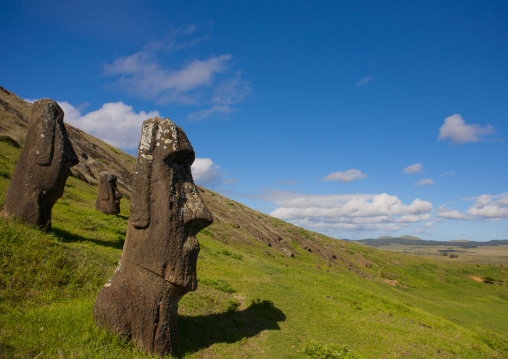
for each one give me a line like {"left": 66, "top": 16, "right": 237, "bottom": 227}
{"left": 3, "top": 99, "right": 78, "bottom": 231}
{"left": 93, "top": 118, "right": 213, "bottom": 357}
{"left": 95, "top": 172, "right": 123, "bottom": 214}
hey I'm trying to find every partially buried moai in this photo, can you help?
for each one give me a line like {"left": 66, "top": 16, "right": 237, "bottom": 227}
{"left": 3, "top": 99, "right": 79, "bottom": 231}
{"left": 93, "top": 118, "right": 213, "bottom": 357}
{"left": 95, "top": 172, "right": 123, "bottom": 214}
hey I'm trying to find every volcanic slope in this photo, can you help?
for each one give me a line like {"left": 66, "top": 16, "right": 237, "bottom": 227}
{"left": 1, "top": 86, "right": 507, "bottom": 358}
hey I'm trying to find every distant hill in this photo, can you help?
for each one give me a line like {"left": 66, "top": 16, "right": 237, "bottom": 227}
{"left": 356, "top": 236, "right": 508, "bottom": 249}
{"left": 377, "top": 235, "right": 423, "bottom": 241}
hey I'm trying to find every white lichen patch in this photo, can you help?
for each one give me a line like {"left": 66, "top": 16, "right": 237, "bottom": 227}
{"left": 139, "top": 122, "right": 156, "bottom": 152}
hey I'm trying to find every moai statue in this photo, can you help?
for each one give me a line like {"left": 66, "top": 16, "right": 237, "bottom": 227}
{"left": 3, "top": 99, "right": 79, "bottom": 231}
{"left": 95, "top": 172, "right": 123, "bottom": 214}
{"left": 93, "top": 118, "right": 213, "bottom": 357}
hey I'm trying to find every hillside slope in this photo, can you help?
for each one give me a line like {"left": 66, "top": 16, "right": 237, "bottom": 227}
{"left": 1, "top": 86, "right": 508, "bottom": 358}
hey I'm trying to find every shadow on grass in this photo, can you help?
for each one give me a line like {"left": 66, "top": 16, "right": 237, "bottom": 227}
{"left": 53, "top": 228, "right": 125, "bottom": 250}
{"left": 177, "top": 300, "right": 286, "bottom": 356}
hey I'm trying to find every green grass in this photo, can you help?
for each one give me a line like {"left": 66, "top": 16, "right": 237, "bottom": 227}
{"left": 1, "top": 139, "right": 508, "bottom": 358}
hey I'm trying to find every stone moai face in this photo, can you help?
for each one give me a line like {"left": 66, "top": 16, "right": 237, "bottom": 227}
{"left": 3, "top": 99, "right": 79, "bottom": 231}
{"left": 93, "top": 118, "right": 213, "bottom": 357}
{"left": 124, "top": 117, "right": 214, "bottom": 290}
{"left": 95, "top": 172, "right": 123, "bottom": 214}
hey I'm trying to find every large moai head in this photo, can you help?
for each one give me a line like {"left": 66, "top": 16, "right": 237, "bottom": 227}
{"left": 3, "top": 99, "right": 79, "bottom": 231}
{"left": 93, "top": 118, "right": 213, "bottom": 357}
{"left": 123, "top": 117, "right": 213, "bottom": 290}
{"left": 95, "top": 172, "right": 123, "bottom": 214}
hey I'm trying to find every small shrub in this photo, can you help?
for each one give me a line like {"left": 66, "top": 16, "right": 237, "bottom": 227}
{"left": 484, "top": 276, "right": 496, "bottom": 284}
{"left": 224, "top": 298, "right": 240, "bottom": 312}
{"left": 0, "top": 168, "right": 11, "bottom": 179}
{"left": 304, "top": 341, "right": 358, "bottom": 359}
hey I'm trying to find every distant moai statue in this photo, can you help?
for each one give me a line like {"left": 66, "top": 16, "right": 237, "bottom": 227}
{"left": 3, "top": 99, "right": 79, "bottom": 231}
{"left": 93, "top": 118, "right": 213, "bottom": 357}
{"left": 95, "top": 172, "right": 123, "bottom": 214}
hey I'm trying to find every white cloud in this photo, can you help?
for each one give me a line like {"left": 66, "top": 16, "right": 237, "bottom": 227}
{"left": 59, "top": 101, "right": 159, "bottom": 149}
{"left": 438, "top": 114, "right": 495, "bottom": 144}
{"left": 466, "top": 193, "right": 508, "bottom": 219}
{"left": 261, "top": 190, "right": 433, "bottom": 234}
{"left": 188, "top": 105, "right": 237, "bottom": 122}
{"left": 104, "top": 27, "right": 251, "bottom": 113}
{"left": 105, "top": 53, "right": 232, "bottom": 104}
{"left": 355, "top": 76, "right": 374, "bottom": 87}
{"left": 437, "top": 205, "right": 473, "bottom": 220}
{"left": 414, "top": 178, "right": 435, "bottom": 186}
{"left": 211, "top": 72, "right": 252, "bottom": 105}
{"left": 191, "top": 157, "right": 237, "bottom": 187}
{"left": 441, "top": 171, "right": 454, "bottom": 176}
{"left": 324, "top": 169, "right": 367, "bottom": 183}
{"left": 424, "top": 221, "right": 434, "bottom": 228}
{"left": 403, "top": 163, "right": 423, "bottom": 175}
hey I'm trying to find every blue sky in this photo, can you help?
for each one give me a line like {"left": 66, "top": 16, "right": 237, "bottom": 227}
{"left": 1, "top": 0, "right": 507, "bottom": 241}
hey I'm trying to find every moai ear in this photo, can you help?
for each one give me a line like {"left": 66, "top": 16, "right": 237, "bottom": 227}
{"left": 35, "top": 112, "right": 56, "bottom": 166}
{"left": 102, "top": 182, "right": 110, "bottom": 201}
{"left": 130, "top": 120, "right": 157, "bottom": 229}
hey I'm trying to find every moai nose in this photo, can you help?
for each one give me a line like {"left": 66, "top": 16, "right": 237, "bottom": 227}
{"left": 182, "top": 183, "right": 213, "bottom": 235}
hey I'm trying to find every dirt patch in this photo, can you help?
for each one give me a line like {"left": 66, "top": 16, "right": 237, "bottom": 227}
{"left": 383, "top": 279, "right": 406, "bottom": 288}
{"left": 391, "top": 259, "right": 402, "bottom": 266}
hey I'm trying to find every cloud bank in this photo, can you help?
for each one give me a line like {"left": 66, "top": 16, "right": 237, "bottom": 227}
{"left": 260, "top": 190, "right": 433, "bottom": 235}
{"left": 437, "top": 192, "right": 508, "bottom": 221}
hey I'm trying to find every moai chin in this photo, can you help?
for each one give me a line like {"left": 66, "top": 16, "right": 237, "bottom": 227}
{"left": 3, "top": 99, "right": 79, "bottom": 231}
{"left": 93, "top": 118, "right": 213, "bottom": 357}
{"left": 95, "top": 172, "right": 123, "bottom": 214}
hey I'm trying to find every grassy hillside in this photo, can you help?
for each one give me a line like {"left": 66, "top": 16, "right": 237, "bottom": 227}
{"left": 1, "top": 89, "right": 508, "bottom": 358}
